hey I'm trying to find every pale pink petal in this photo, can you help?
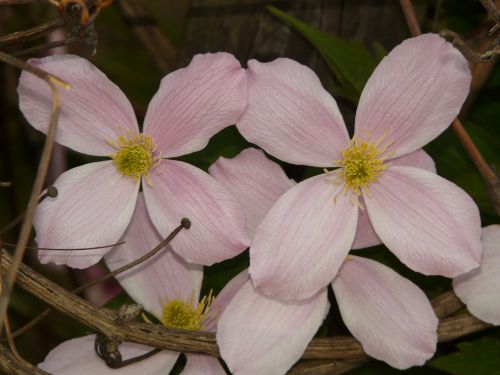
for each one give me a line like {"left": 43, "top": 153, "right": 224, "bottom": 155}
{"left": 35, "top": 161, "right": 139, "bottom": 269}
{"left": 390, "top": 149, "right": 436, "bottom": 173}
{"left": 250, "top": 175, "right": 358, "bottom": 300}
{"left": 183, "top": 354, "right": 226, "bottom": 375}
{"left": 38, "top": 335, "right": 178, "bottom": 375}
{"left": 144, "top": 160, "right": 250, "bottom": 266}
{"left": 365, "top": 166, "right": 481, "bottom": 277}
{"left": 355, "top": 34, "right": 471, "bottom": 158}
{"left": 351, "top": 198, "right": 381, "bottom": 250}
{"left": 203, "top": 269, "right": 250, "bottom": 332}
{"left": 352, "top": 150, "right": 435, "bottom": 250}
{"left": 453, "top": 225, "right": 500, "bottom": 325}
{"left": 332, "top": 256, "right": 438, "bottom": 369}
{"left": 237, "top": 58, "right": 350, "bottom": 167}
{"left": 143, "top": 53, "right": 246, "bottom": 157}
{"left": 104, "top": 194, "right": 203, "bottom": 319}
{"left": 18, "top": 54, "right": 138, "bottom": 156}
{"left": 217, "top": 281, "right": 329, "bottom": 375}
{"left": 209, "top": 148, "right": 294, "bottom": 238}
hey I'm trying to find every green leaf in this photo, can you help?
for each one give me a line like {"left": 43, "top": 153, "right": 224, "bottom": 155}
{"left": 429, "top": 337, "right": 500, "bottom": 375}
{"left": 267, "top": 6, "right": 380, "bottom": 101}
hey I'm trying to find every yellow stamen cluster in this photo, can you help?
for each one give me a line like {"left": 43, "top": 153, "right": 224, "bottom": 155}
{"left": 329, "top": 133, "right": 393, "bottom": 198}
{"left": 161, "top": 291, "right": 214, "bottom": 331}
{"left": 108, "top": 132, "right": 161, "bottom": 184}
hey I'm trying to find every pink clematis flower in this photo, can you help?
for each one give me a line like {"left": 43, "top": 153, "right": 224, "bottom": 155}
{"left": 211, "top": 148, "right": 438, "bottom": 372}
{"left": 39, "top": 193, "right": 246, "bottom": 374}
{"left": 236, "top": 33, "right": 482, "bottom": 301}
{"left": 453, "top": 225, "right": 500, "bottom": 325}
{"left": 18, "top": 53, "right": 249, "bottom": 268}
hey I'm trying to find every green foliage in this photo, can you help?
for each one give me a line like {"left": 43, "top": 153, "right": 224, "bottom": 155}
{"left": 267, "top": 6, "right": 382, "bottom": 102}
{"left": 429, "top": 338, "right": 500, "bottom": 375}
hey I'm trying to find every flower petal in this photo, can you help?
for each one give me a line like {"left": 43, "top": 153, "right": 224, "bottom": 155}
{"left": 390, "top": 149, "right": 436, "bottom": 173}
{"left": 143, "top": 53, "right": 246, "bottom": 157}
{"left": 209, "top": 148, "right": 294, "bottom": 238}
{"left": 104, "top": 193, "right": 203, "bottom": 318}
{"left": 355, "top": 34, "right": 471, "bottom": 158}
{"left": 217, "top": 281, "right": 329, "bottom": 375}
{"left": 38, "top": 335, "right": 178, "bottom": 375}
{"left": 365, "top": 166, "right": 481, "bottom": 277}
{"left": 250, "top": 175, "right": 358, "bottom": 300}
{"left": 237, "top": 58, "right": 350, "bottom": 167}
{"left": 144, "top": 160, "right": 250, "bottom": 266}
{"left": 351, "top": 198, "right": 381, "bottom": 250}
{"left": 18, "top": 55, "right": 138, "bottom": 156}
{"left": 352, "top": 150, "right": 435, "bottom": 250}
{"left": 183, "top": 354, "right": 226, "bottom": 375}
{"left": 332, "top": 256, "right": 438, "bottom": 369}
{"left": 453, "top": 225, "right": 500, "bottom": 325}
{"left": 203, "top": 269, "right": 250, "bottom": 332}
{"left": 35, "top": 161, "right": 139, "bottom": 269}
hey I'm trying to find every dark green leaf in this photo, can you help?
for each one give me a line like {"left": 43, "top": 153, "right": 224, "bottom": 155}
{"left": 267, "top": 6, "right": 380, "bottom": 101}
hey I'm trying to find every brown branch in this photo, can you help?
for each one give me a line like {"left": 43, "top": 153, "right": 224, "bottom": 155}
{"left": 3, "top": 218, "right": 189, "bottom": 342}
{"left": 0, "top": 18, "right": 65, "bottom": 47}
{"left": 400, "top": 0, "right": 500, "bottom": 215}
{"left": 0, "top": 249, "right": 492, "bottom": 364}
{"left": 0, "top": 344, "right": 49, "bottom": 375}
{"left": 0, "top": 52, "right": 69, "bottom": 333}
{"left": 115, "top": 0, "right": 177, "bottom": 74}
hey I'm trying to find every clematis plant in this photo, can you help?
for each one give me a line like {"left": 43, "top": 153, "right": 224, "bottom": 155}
{"left": 38, "top": 193, "right": 248, "bottom": 374}
{"left": 453, "top": 225, "right": 500, "bottom": 325}
{"left": 210, "top": 148, "right": 438, "bottom": 373}
{"left": 236, "top": 33, "right": 482, "bottom": 301}
{"left": 17, "top": 53, "right": 249, "bottom": 268}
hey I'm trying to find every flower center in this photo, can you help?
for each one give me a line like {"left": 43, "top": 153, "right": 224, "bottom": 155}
{"left": 331, "top": 134, "right": 393, "bottom": 196}
{"left": 161, "top": 291, "right": 214, "bottom": 331}
{"left": 108, "top": 132, "right": 161, "bottom": 184}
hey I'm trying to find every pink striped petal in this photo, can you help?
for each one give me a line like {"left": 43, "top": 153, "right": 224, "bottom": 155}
{"left": 364, "top": 166, "right": 481, "bottom": 277}
{"left": 355, "top": 34, "right": 471, "bottom": 158}
{"left": 38, "top": 335, "right": 178, "bottom": 375}
{"left": 203, "top": 270, "right": 250, "bottom": 332}
{"left": 35, "top": 161, "right": 139, "bottom": 269}
{"left": 217, "top": 281, "right": 328, "bottom": 375}
{"left": 453, "top": 225, "right": 500, "bottom": 325}
{"left": 352, "top": 150, "right": 435, "bottom": 250}
{"left": 184, "top": 354, "right": 226, "bottom": 375}
{"left": 390, "top": 149, "right": 436, "bottom": 173}
{"left": 237, "top": 58, "right": 350, "bottom": 167}
{"left": 18, "top": 55, "right": 138, "bottom": 156}
{"left": 352, "top": 199, "right": 381, "bottom": 250}
{"left": 143, "top": 53, "right": 246, "bottom": 158}
{"left": 332, "top": 256, "right": 438, "bottom": 369}
{"left": 144, "top": 160, "right": 250, "bottom": 266}
{"left": 104, "top": 194, "right": 203, "bottom": 319}
{"left": 209, "top": 148, "right": 294, "bottom": 238}
{"left": 250, "top": 175, "right": 358, "bottom": 300}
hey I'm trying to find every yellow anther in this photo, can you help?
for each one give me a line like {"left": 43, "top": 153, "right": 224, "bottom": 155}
{"left": 328, "top": 133, "right": 394, "bottom": 199}
{"left": 161, "top": 290, "right": 214, "bottom": 331}
{"left": 108, "top": 132, "right": 161, "bottom": 184}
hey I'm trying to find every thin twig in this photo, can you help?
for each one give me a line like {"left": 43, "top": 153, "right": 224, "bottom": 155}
{"left": 0, "top": 51, "right": 69, "bottom": 334}
{"left": 399, "top": 0, "right": 500, "bottom": 215}
{"left": 0, "top": 344, "right": 49, "bottom": 375}
{"left": 0, "top": 18, "right": 65, "bottom": 47}
{"left": 2, "top": 315, "right": 31, "bottom": 368}
{"left": 479, "top": 0, "right": 500, "bottom": 34}
{"left": 12, "top": 39, "right": 72, "bottom": 57}
{"left": 0, "top": 186, "right": 58, "bottom": 237}
{"left": 4, "top": 219, "right": 190, "bottom": 341}
{"left": 0, "top": 0, "right": 47, "bottom": 4}
{"left": 0, "top": 182, "right": 10, "bottom": 187}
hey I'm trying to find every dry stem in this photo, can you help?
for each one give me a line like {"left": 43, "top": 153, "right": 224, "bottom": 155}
{"left": 0, "top": 249, "right": 492, "bottom": 371}
{"left": 0, "top": 51, "right": 69, "bottom": 333}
